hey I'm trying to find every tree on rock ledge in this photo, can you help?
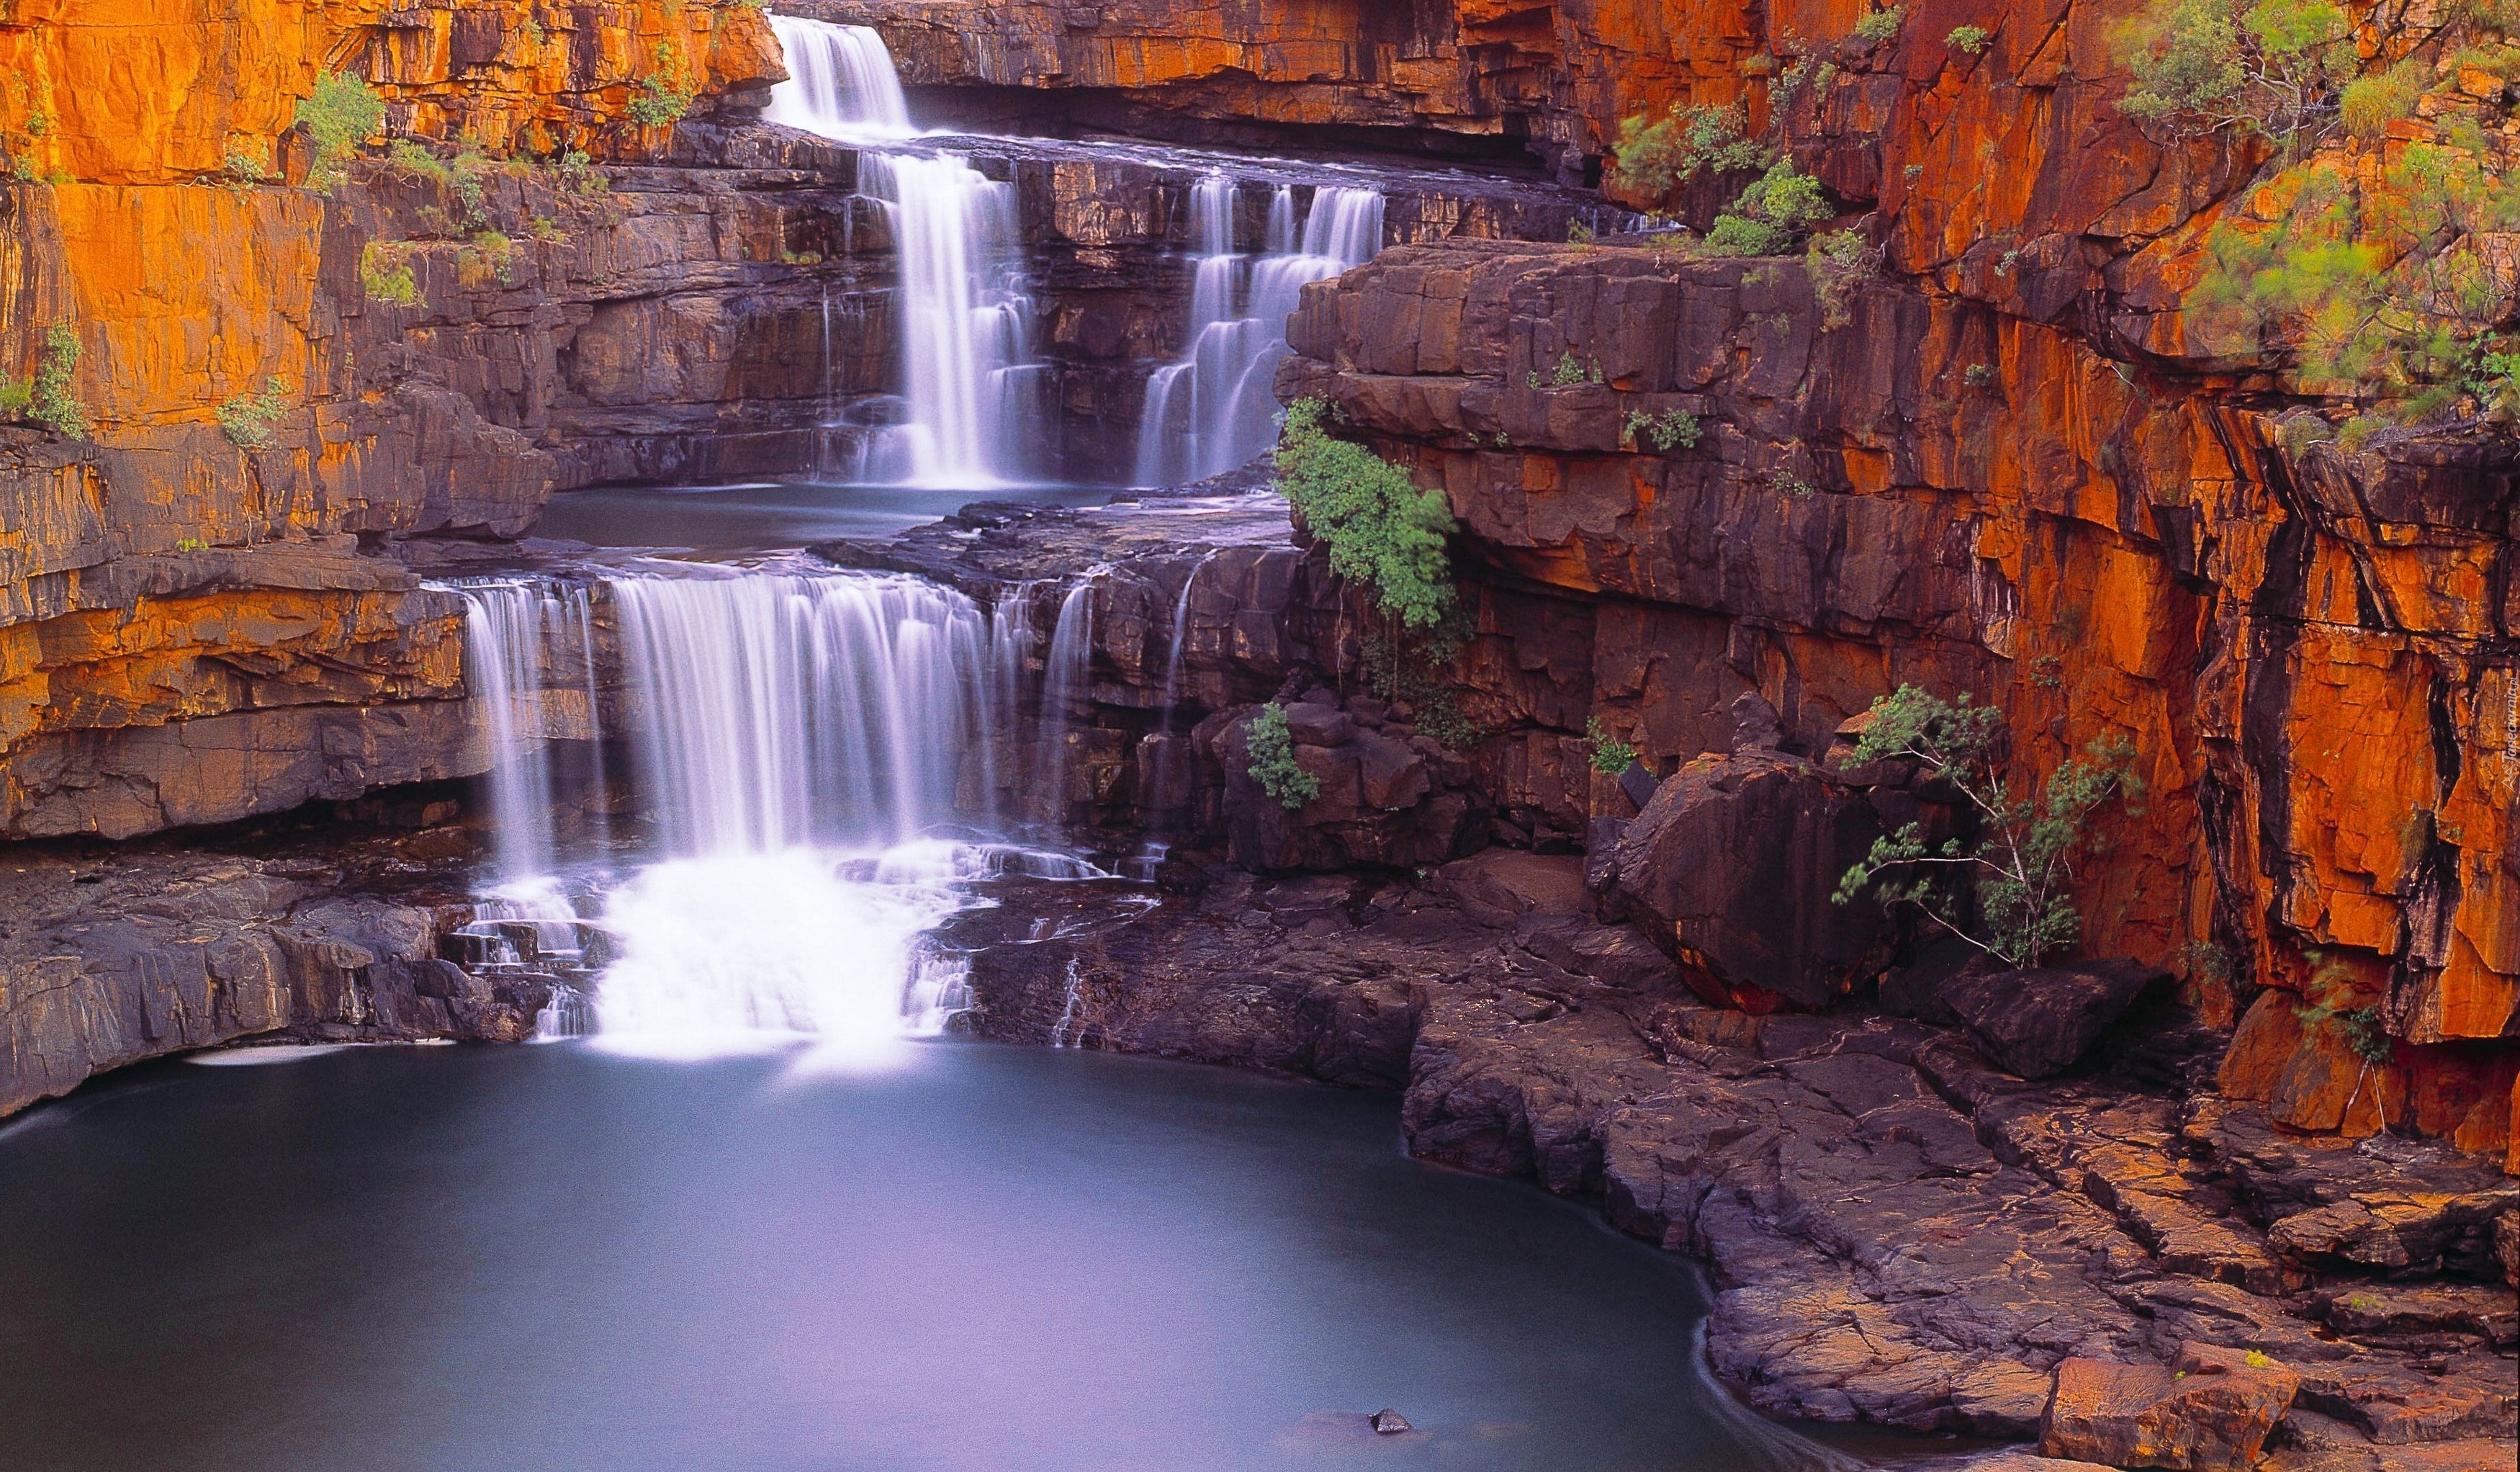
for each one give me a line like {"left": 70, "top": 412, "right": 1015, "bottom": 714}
{"left": 1832, "top": 687, "right": 2141, "bottom": 967}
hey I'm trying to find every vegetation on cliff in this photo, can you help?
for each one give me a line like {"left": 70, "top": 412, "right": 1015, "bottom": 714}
{"left": 295, "top": 73, "right": 384, "bottom": 191}
{"left": 2113, "top": 0, "right": 2520, "bottom": 428}
{"left": 1274, "top": 398, "right": 1457, "bottom": 630}
{"left": 0, "top": 326, "right": 91, "bottom": 439}
{"left": 1241, "top": 704, "right": 1320, "bottom": 810}
{"left": 1833, "top": 688, "right": 2141, "bottom": 967}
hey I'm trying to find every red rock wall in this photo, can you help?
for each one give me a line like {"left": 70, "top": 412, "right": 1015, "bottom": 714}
{"left": 1224, "top": 0, "right": 2515, "bottom": 1164}
{"left": 0, "top": 1, "right": 790, "bottom": 834}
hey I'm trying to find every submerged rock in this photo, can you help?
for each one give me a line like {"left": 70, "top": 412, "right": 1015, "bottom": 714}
{"left": 1368, "top": 1409, "right": 1412, "bottom": 1435}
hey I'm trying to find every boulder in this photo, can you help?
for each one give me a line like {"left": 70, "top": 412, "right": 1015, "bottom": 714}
{"left": 1602, "top": 750, "right": 1891, "bottom": 1010}
{"left": 1942, "top": 960, "right": 2169, "bottom": 1079}
{"left": 2040, "top": 1344, "right": 2300, "bottom": 1471}
{"left": 1368, "top": 1409, "right": 1413, "bottom": 1435}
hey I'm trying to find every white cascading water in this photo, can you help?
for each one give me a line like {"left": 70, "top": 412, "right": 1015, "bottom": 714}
{"left": 606, "top": 566, "right": 994, "bottom": 855}
{"left": 1030, "top": 575, "right": 1099, "bottom": 827}
{"left": 1134, "top": 181, "right": 1386, "bottom": 485}
{"left": 765, "top": 16, "right": 1043, "bottom": 486}
{"left": 763, "top": 16, "right": 912, "bottom": 137}
{"left": 588, "top": 565, "right": 1008, "bottom": 1062}
{"left": 446, "top": 561, "right": 1128, "bottom": 1064}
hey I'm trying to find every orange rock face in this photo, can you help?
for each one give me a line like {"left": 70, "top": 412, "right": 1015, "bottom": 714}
{"left": 0, "top": 0, "right": 783, "bottom": 834}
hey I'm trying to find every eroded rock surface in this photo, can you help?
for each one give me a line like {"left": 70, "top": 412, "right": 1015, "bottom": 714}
{"left": 0, "top": 829, "right": 540, "bottom": 1115}
{"left": 940, "top": 860, "right": 2519, "bottom": 1466}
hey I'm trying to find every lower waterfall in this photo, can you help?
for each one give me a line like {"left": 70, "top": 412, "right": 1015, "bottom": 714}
{"left": 444, "top": 561, "right": 1089, "bottom": 1063}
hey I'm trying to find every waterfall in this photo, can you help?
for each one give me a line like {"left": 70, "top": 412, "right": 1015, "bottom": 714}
{"left": 763, "top": 16, "right": 912, "bottom": 138}
{"left": 858, "top": 152, "right": 1043, "bottom": 487}
{"left": 1134, "top": 182, "right": 1386, "bottom": 486}
{"left": 765, "top": 17, "right": 1045, "bottom": 486}
{"left": 1031, "top": 575, "right": 1099, "bottom": 828}
{"left": 583, "top": 562, "right": 1022, "bottom": 1059}
{"left": 454, "top": 579, "right": 607, "bottom": 887}
{"left": 606, "top": 565, "right": 996, "bottom": 855}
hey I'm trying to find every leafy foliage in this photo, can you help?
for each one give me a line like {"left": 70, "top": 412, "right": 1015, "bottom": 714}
{"left": 1704, "top": 161, "right": 1837, "bottom": 256}
{"left": 629, "top": 48, "right": 696, "bottom": 129}
{"left": 1621, "top": 406, "right": 1703, "bottom": 451}
{"left": 2190, "top": 131, "right": 2520, "bottom": 416}
{"left": 215, "top": 377, "right": 291, "bottom": 451}
{"left": 4, "top": 325, "right": 93, "bottom": 439}
{"left": 1948, "top": 24, "right": 1993, "bottom": 55}
{"left": 1275, "top": 398, "right": 1457, "bottom": 632}
{"left": 1854, "top": 6, "right": 1907, "bottom": 43}
{"left": 1241, "top": 704, "right": 1320, "bottom": 811}
{"left": 2109, "top": 0, "right": 2357, "bottom": 149}
{"left": 294, "top": 72, "right": 384, "bottom": 191}
{"left": 1607, "top": 102, "right": 1771, "bottom": 204}
{"left": 361, "top": 241, "right": 419, "bottom": 305}
{"left": 1585, "top": 718, "right": 1641, "bottom": 775}
{"left": 456, "top": 228, "right": 517, "bottom": 287}
{"left": 1805, "top": 227, "right": 1876, "bottom": 329}
{"left": 1832, "top": 686, "right": 2141, "bottom": 966}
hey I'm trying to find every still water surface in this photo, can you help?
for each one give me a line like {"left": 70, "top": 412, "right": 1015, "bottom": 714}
{"left": 0, "top": 1042, "right": 1827, "bottom": 1471}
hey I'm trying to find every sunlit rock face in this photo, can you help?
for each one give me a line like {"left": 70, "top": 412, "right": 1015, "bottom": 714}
{"left": 1272, "top": 233, "right": 2516, "bottom": 1164}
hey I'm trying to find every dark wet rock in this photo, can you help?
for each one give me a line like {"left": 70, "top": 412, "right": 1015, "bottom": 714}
{"left": 1941, "top": 960, "right": 2171, "bottom": 1080}
{"left": 0, "top": 833, "right": 541, "bottom": 1113}
{"left": 1600, "top": 750, "right": 1893, "bottom": 1010}
{"left": 1369, "top": 1409, "right": 1412, "bottom": 1435}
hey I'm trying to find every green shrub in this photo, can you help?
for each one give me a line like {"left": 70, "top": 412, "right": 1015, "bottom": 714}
{"left": 15, "top": 325, "right": 92, "bottom": 439}
{"left": 1274, "top": 398, "right": 1457, "bottom": 632}
{"left": 456, "top": 228, "right": 516, "bottom": 287}
{"left": 2337, "top": 1005, "right": 2393, "bottom": 1064}
{"left": 1241, "top": 704, "right": 1320, "bottom": 811}
{"left": 1855, "top": 5, "right": 1907, "bottom": 43}
{"left": 2339, "top": 58, "right": 2426, "bottom": 137}
{"left": 1606, "top": 102, "right": 1770, "bottom": 203}
{"left": 1948, "top": 24, "right": 1992, "bottom": 54}
{"left": 1621, "top": 406, "right": 1702, "bottom": 451}
{"left": 222, "top": 146, "right": 272, "bottom": 189}
{"left": 1702, "top": 161, "right": 1835, "bottom": 256}
{"left": 1806, "top": 227, "right": 1874, "bottom": 329}
{"left": 1585, "top": 717, "right": 1640, "bottom": 775}
{"left": 557, "top": 148, "right": 607, "bottom": 194}
{"left": 387, "top": 139, "right": 453, "bottom": 185}
{"left": 2107, "top": 0, "right": 2354, "bottom": 151}
{"left": 216, "top": 377, "right": 291, "bottom": 451}
{"left": 360, "top": 241, "right": 420, "bottom": 305}
{"left": 294, "top": 71, "right": 384, "bottom": 190}
{"left": 1832, "top": 686, "right": 2142, "bottom": 966}
{"left": 628, "top": 48, "right": 696, "bottom": 129}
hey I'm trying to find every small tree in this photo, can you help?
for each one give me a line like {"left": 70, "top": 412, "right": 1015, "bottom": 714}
{"left": 1832, "top": 686, "right": 2141, "bottom": 966}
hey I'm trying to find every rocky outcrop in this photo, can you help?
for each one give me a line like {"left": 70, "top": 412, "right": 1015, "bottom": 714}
{"left": 0, "top": 833, "right": 544, "bottom": 1116}
{"left": 792, "top": 0, "right": 1760, "bottom": 181}
{"left": 939, "top": 854, "right": 2520, "bottom": 1464}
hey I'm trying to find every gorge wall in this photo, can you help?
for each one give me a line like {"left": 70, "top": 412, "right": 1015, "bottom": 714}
{"left": 0, "top": 0, "right": 2511, "bottom": 1174}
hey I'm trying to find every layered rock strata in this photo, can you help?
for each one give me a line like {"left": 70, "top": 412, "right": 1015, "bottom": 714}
{"left": 1274, "top": 235, "right": 2518, "bottom": 1166}
{"left": 0, "top": 832, "right": 545, "bottom": 1117}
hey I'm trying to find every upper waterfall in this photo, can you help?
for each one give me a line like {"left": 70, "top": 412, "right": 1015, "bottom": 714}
{"left": 765, "top": 14, "right": 1045, "bottom": 488}
{"left": 762, "top": 17, "right": 914, "bottom": 138}
{"left": 1134, "top": 182, "right": 1386, "bottom": 486}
